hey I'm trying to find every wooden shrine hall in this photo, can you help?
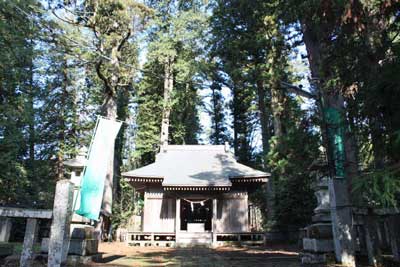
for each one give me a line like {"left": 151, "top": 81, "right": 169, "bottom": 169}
{"left": 122, "top": 143, "right": 269, "bottom": 247}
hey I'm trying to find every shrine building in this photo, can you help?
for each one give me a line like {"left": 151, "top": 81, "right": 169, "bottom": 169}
{"left": 122, "top": 143, "right": 269, "bottom": 247}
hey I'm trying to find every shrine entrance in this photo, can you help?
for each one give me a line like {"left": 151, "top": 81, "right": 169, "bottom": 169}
{"left": 180, "top": 199, "right": 212, "bottom": 232}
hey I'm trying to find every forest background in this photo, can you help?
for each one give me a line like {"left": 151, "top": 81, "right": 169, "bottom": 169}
{"left": 1, "top": 0, "right": 399, "bottom": 233}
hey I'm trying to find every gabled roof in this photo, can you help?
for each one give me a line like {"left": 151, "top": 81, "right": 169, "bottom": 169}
{"left": 122, "top": 145, "right": 269, "bottom": 187}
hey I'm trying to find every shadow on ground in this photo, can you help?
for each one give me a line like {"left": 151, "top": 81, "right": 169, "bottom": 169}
{"left": 88, "top": 243, "right": 301, "bottom": 267}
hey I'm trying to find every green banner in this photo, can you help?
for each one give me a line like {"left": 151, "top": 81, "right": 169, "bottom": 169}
{"left": 324, "top": 107, "right": 345, "bottom": 177}
{"left": 76, "top": 118, "right": 122, "bottom": 221}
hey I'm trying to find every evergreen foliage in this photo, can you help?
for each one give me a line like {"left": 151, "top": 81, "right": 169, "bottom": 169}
{"left": 267, "top": 98, "right": 320, "bottom": 228}
{"left": 1, "top": 0, "right": 399, "bottom": 236}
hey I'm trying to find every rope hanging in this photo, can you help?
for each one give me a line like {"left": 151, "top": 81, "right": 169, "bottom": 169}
{"left": 180, "top": 197, "right": 211, "bottom": 212}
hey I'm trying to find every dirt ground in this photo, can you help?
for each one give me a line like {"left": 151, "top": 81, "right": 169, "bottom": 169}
{"left": 86, "top": 242, "right": 303, "bottom": 267}
{"left": 1, "top": 242, "right": 382, "bottom": 267}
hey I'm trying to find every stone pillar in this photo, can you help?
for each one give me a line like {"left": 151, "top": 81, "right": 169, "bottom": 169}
{"left": 329, "top": 178, "right": 356, "bottom": 267}
{"left": 0, "top": 217, "right": 12, "bottom": 242}
{"left": 48, "top": 180, "right": 74, "bottom": 267}
{"left": 20, "top": 218, "right": 38, "bottom": 267}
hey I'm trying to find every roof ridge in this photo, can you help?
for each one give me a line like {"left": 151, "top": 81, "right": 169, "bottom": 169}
{"left": 166, "top": 144, "right": 225, "bottom": 151}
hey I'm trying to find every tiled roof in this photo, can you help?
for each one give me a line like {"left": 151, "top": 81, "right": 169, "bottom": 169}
{"left": 122, "top": 145, "right": 269, "bottom": 186}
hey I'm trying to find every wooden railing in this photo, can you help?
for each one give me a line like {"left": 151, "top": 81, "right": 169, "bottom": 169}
{"left": 353, "top": 208, "right": 400, "bottom": 264}
{"left": 215, "top": 232, "right": 266, "bottom": 246}
{"left": 126, "top": 232, "right": 176, "bottom": 247}
{"left": 125, "top": 231, "right": 267, "bottom": 247}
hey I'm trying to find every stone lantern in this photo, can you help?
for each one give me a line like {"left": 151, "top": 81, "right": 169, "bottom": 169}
{"left": 301, "top": 158, "right": 335, "bottom": 264}
{"left": 64, "top": 147, "right": 88, "bottom": 222}
{"left": 41, "top": 147, "right": 99, "bottom": 259}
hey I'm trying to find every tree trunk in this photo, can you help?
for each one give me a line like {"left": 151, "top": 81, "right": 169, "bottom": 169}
{"left": 210, "top": 84, "right": 221, "bottom": 145}
{"left": 270, "top": 83, "right": 283, "bottom": 138}
{"left": 100, "top": 92, "right": 118, "bottom": 218}
{"left": 302, "top": 21, "right": 356, "bottom": 266}
{"left": 268, "top": 45, "right": 285, "bottom": 140}
{"left": 232, "top": 83, "right": 239, "bottom": 157}
{"left": 56, "top": 58, "right": 68, "bottom": 181}
{"left": 370, "top": 115, "right": 385, "bottom": 169}
{"left": 232, "top": 79, "right": 251, "bottom": 164}
{"left": 160, "top": 56, "right": 174, "bottom": 147}
{"left": 256, "top": 79, "right": 270, "bottom": 158}
{"left": 256, "top": 78, "right": 275, "bottom": 221}
{"left": 102, "top": 42, "right": 122, "bottom": 220}
{"left": 28, "top": 59, "right": 35, "bottom": 171}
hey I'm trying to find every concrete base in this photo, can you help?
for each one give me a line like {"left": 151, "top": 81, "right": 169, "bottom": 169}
{"left": 303, "top": 238, "right": 334, "bottom": 253}
{"left": 301, "top": 252, "right": 328, "bottom": 264}
{"left": 306, "top": 223, "right": 333, "bottom": 239}
{"left": 70, "top": 224, "right": 95, "bottom": 239}
{"left": 69, "top": 239, "right": 98, "bottom": 256}
{"left": 41, "top": 238, "right": 98, "bottom": 256}
{"left": 67, "top": 253, "right": 102, "bottom": 265}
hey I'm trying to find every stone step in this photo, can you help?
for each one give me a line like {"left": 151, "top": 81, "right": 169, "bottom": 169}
{"left": 176, "top": 232, "right": 212, "bottom": 247}
{"left": 177, "top": 232, "right": 212, "bottom": 238}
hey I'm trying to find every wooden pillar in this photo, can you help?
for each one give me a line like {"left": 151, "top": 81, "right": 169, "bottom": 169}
{"left": 175, "top": 198, "right": 180, "bottom": 237}
{"left": 20, "top": 218, "right": 38, "bottom": 267}
{"left": 212, "top": 198, "right": 217, "bottom": 246}
{"left": 244, "top": 192, "right": 249, "bottom": 232}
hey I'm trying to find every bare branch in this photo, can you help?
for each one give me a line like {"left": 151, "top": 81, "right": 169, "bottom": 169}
{"left": 280, "top": 81, "right": 316, "bottom": 99}
{"left": 51, "top": 10, "right": 80, "bottom": 26}
{"left": 95, "top": 60, "right": 112, "bottom": 95}
{"left": 117, "top": 30, "right": 131, "bottom": 52}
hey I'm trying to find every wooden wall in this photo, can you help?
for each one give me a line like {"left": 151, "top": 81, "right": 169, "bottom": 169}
{"left": 143, "top": 187, "right": 249, "bottom": 233}
{"left": 143, "top": 187, "right": 176, "bottom": 232}
{"left": 215, "top": 191, "right": 249, "bottom": 233}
